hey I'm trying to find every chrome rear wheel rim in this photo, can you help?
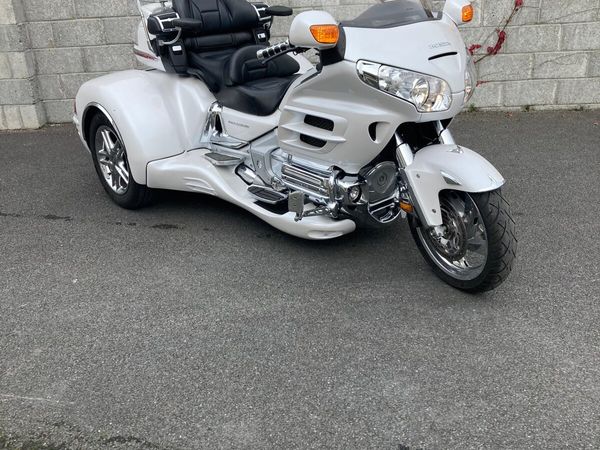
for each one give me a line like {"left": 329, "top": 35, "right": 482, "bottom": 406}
{"left": 94, "top": 125, "right": 130, "bottom": 195}
{"left": 417, "top": 192, "right": 488, "bottom": 281}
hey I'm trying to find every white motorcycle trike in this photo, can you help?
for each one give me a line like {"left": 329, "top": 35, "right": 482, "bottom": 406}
{"left": 73, "top": 0, "right": 516, "bottom": 291}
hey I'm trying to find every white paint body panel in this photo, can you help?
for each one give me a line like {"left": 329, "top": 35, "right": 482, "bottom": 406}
{"left": 75, "top": 69, "right": 215, "bottom": 184}
{"left": 404, "top": 144, "right": 505, "bottom": 226}
{"left": 146, "top": 150, "right": 356, "bottom": 240}
{"left": 343, "top": 16, "right": 468, "bottom": 93}
{"left": 278, "top": 60, "right": 465, "bottom": 174}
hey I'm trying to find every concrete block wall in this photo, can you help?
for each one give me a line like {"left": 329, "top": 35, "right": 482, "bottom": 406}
{"left": 0, "top": 0, "right": 46, "bottom": 129}
{"left": 450, "top": 0, "right": 600, "bottom": 111}
{"left": 22, "top": 0, "right": 141, "bottom": 124}
{"left": 0, "top": 0, "right": 599, "bottom": 129}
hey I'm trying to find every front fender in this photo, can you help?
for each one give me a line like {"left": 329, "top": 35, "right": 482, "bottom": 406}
{"left": 76, "top": 70, "right": 215, "bottom": 184}
{"left": 404, "top": 144, "right": 505, "bottom": 227}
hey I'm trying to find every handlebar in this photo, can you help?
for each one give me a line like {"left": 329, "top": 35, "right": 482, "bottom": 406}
{"left": 256, "top": 40, "right": 296, "bottom": 62}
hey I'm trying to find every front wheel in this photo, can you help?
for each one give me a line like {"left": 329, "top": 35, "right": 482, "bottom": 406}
{"left": 409, "top": 189, "right": 517, "bottom": 292}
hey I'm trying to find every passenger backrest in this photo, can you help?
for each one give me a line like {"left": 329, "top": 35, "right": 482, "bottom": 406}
{"left": 173, "top": 0, "right": 263, "bottom": 52}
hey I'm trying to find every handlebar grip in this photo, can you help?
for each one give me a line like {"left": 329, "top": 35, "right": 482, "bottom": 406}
{"left": 256, "top": 40, "right": 294, "bottom": 62}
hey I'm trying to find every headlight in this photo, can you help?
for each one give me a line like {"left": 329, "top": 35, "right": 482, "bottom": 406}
{"left": 357, "top": 61, "right": 452, "bottom": 112}
{"left": 464, "top": 55, "right": 477, "bottom": 103}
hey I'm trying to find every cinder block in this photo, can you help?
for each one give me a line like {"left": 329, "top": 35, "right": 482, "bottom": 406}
{"left": 588, "top": 51, "right": 600, "bottom": 77}
{"left": 540, "top": 0, "right": 600, "bottom": 23}
{"left": 83, "top": 45, "right": 136, "bottom": 72}
{"left": 556, "top": 78, "right": 600, "bottom": 104}
{"left": 0, "top": 0, "right": 17, "bottom": 24}
{"left": 23, "top": 0, "right": 75, "bottom": 21}
{"left": 10, "top": 0, "right": 26, "bottom": 24}
{"left": 502, "top": 25, "right": 561, "bottom": 53}
{"left": 477, "top": 53, "right": 533, "bottom": 81}
{"left": 483, "top": 0, "right": 541, "bottom": 26}
{"left": 43, "top": 99, "right": 73, "bottom": 123}
{"left": 52, "top": 19, "right": 105, "bottom": 47}
{"left": 20, "top": 103, "right": 46, "bottom": 128}
{"left": 292, "top": 0, "right": 339, "bottom": 7}
{"left": 460, "top": 27, "right": 494, "bottom": 54}
{"left": 8, "top": 51, "right": 35, "bottom": 78}
{"left": 74, "top": 0, "right": 139, "bottom": 18}
{"left": 269, "top": 12, "right": 300, "bottom": 38}
{"left": 0, "top": 23, "right": 28, "bottom": 52}
{"left": 0, "top": 78, "right": 36, "bottom": 105}
{"left": 502, "top": 79, "right": 557, "bottom": 106}
{"left": 37, "top": 74, "right": 64, "bottom": 100}
{"left": 103, "top": 17, "right": 141, "bottom": 45}
{"left": 561, "top": 22, "right": 600, "bottom": 51}
{"left": 34, "top": 47, "right": 85, "bottom": 75}
{"left": 468, "top": 81, "right": 503, "bottom": 108}
{"left": 27, "top": 21, "right": 54, "bottom": 49}
{"left": 3, "top": 105, "right": 23, "bottom": 129}
{"left": 533, "top": 52, "right": 588, "bottom": 79}
{"left": 0, "top": 53, "right": 10, "bottom": 78}
{"left": 60, "top": 72, "right": 106, "bottom": 97}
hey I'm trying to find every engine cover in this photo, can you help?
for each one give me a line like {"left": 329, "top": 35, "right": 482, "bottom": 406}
{"left": 362, "top": 162, "right": 401, "bottom": 224}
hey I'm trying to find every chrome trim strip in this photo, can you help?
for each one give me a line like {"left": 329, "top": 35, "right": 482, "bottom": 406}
{"left": 81, "top": 102, "right": 125, "bottom": 151}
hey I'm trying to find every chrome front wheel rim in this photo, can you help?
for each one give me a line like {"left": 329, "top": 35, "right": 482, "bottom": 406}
{"left": 417, "top": 191, "right": 488, "bottom": 281}
{"left": 94, "top": 125, "right": 130, "bottom": 195}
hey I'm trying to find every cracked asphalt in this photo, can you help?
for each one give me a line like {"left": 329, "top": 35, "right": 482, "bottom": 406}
{"left": 0, "top": 110, "right": 599, "bottom": 449}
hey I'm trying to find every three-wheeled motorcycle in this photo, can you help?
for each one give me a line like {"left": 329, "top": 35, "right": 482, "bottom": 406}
{"left": 73, "top": 0, "right": 516, "bottom": 291}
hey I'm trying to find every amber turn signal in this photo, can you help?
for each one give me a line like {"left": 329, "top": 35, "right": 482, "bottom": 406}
{"left": 310, "top": 25, "right": 340, "bottom": 44}
{"left": 462, "top": 4, "right": 474, "bottom": 23}
{"left": 399, "top": 202, "right": 414, "bottom": 214}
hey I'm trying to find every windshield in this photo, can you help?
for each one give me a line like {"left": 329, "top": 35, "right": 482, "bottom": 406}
{"left": 342, "top": 0, "right": 438, "bottom": 29}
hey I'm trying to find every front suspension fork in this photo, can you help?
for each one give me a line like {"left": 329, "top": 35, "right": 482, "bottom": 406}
{"left": 396, "top": 121, "right": 454, "bottom": 226}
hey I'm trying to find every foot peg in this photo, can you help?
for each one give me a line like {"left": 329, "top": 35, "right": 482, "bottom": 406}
{"left": 288, "top": 191, "right": 305, "bottom": 221}
{"left": 248, "top": 185, "right": 287, "bottom": 204}
{"left": 204, "top": 152, "right": 243, "bottom": 166}
{"left": 288, "top": 191, "right": 330, "bottom": 222}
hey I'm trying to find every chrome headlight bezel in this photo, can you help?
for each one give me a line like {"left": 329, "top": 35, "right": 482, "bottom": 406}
{"left": 357, "top": 60, "right": 452, "bottom": 113}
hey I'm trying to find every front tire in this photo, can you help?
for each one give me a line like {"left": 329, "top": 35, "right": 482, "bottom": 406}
{"left": 409, "top": 189, "right": 517, "bottom": 292}
{"left": 89, "top": 113, "right": 152, "bottom": 210}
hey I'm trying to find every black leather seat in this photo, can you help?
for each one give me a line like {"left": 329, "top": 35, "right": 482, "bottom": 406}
{"left": 172, "top": 0, "right": 300, "bottom": 116}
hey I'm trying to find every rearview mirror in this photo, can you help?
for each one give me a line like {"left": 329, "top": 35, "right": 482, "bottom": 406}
{"left": 289, "top": 11, "right": 339, "bottom": 50}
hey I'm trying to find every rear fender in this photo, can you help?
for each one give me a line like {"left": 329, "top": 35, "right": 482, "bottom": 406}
{"left": 76, "top": 70, "right": 215, "bottom": 184}
{"left": 404, "top": 144, "right": 505, "bottom": 227}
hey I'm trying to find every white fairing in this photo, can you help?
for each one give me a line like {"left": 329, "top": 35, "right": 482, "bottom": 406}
{"left": 289, "top": 11, "right": 338, "bottom": 49}
{"left": 343, "top": 16, "right": 469, "bottom": 93}
{"left": 278, "top": 16, "right": 470, "bottom": 174}
{"left": 75, "top": 70, "right": 216, "bottom": 184}
{"left": 146, "top": 150, "right": 356, "bottom": 239}
{"left": 404, "top": 144, "right": 505, "bottom": 226}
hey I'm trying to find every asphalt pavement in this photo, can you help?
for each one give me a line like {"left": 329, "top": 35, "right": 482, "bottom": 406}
{"left": 0, "top": 110, "right": 599, "bottom": 449}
